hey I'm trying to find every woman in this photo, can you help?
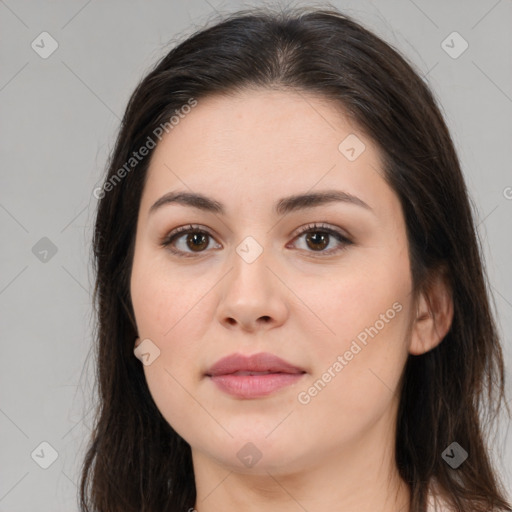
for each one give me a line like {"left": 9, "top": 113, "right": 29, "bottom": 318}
{"left": 80, "top": 5, "right": 511, "bottom": 512}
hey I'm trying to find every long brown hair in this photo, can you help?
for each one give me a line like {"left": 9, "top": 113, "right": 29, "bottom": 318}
{"left": 80, "top": 5, "right": 511, "bottom": 511}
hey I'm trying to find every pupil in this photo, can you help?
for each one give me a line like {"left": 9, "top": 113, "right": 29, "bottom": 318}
{"left": 307, "top": 232, "right": 328, "bottom": 251}
{"left": 188, "top": 233, "right": 207, "bottom": 251}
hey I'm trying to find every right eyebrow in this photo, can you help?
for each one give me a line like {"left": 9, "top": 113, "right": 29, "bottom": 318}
{"left": 149, "top": 191, "right": 224, "bottom": 215}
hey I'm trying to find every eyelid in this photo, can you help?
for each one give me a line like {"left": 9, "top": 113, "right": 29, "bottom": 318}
{"left": 288, "top": 222, "right": 353, "bottom": 255}
{"left": 160, "top": 222, "right": 353, "bottom": 257}
{"left": 160, "top": 224, "right": 220, "bottom": 253}
{"left": 291, "top": 222, "right": 351, "bottom": 242}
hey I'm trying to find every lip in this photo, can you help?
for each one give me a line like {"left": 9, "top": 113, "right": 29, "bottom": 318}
{"left": 206, "top": 352, "right": 306, "bottom": 399}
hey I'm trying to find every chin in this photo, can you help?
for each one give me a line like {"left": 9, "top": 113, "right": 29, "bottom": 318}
{"left": 192, "top": 431, "right": 310, "bottom": 475}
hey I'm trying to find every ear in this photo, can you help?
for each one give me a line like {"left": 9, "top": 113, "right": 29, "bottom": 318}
{"left": 134, "top": 337, "right": 141, "bottom": 349}
{"left": 409, "top": 266, "right": 454, "bottom": 356}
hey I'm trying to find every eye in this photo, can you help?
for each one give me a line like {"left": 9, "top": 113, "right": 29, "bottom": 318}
{"left": 288, "top": 222, "right": 352, "bottom": 256}
{"left": 161, "top": 222, "right": 352, "bottom": 258}
{"left": 160, "top": 224, "right": 221, "bottom": 258}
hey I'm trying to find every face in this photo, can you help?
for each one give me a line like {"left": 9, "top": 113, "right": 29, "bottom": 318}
{"left": 130, "top": 89, "right": 416, "bottom": 475}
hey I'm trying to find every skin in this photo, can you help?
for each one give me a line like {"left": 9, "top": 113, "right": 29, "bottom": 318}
{"left": 130, "top": 88, "right": 453, "bottom": 512}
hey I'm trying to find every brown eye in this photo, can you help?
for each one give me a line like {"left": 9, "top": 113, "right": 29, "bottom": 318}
{"left": 305, "top": 231, "right": 329, "bottom": 251}
{"left": 161, "top": 224, "right": 221, "bottom": 257}
{"left": 185, "top": 232, "right": 209, "bottom": 252}
{"left": 290, "top": 223, "right": 352, "bottom": 256}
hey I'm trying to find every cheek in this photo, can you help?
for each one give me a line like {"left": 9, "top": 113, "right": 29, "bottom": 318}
{"left": 142, "top": 362, "right": 216, "bottom": 445}
{"left": 131, "top": 268, "right": 213, "bottom": 433}
{"left": 293, "top": 299, "right": 411, "bottom": 450}
{"left": 130, "top": 253, "right": 215, "bottom": 411}
{"left": 131, "top": 247, "right": 209, "bottom": 339}
{"left": 296, "top": 251, "right": 411, "bottom": 349}
{"left": 295, "top": 251, "right": 412, "bottom": 407}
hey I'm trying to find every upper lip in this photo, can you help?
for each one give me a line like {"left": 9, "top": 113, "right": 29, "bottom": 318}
{"left": 206, "top": 352, "right": 306, "bottom": 376}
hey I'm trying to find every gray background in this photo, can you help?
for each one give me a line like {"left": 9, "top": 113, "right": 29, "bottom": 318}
{"left": 0, "top": 0, "right": 511, "bottom": 510}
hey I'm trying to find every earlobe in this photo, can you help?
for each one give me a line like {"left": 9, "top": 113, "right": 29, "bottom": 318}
{"left": 409, "top": 268, "right": 454, "bottom": 356}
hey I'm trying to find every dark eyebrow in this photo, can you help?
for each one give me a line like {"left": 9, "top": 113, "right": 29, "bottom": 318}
{"left": 149, "top": 191, "right": 224, "bottom": 215}
{"left": 275, "top": 190, "right": 373, "bottom": 215}
{"left": 149, "top": 190, "right": 373, "bottom": 216}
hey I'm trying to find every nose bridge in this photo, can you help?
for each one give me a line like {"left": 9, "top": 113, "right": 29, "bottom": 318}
{"left": 228, "top": 234, "right": 272, "bottom": 299}
{"left": 216, "top": 232, "right": 288, "bottom": 330}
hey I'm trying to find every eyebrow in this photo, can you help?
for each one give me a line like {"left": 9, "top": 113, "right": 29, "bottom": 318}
{"left": 149, "top": 189, "right": 373, "bottom": 216}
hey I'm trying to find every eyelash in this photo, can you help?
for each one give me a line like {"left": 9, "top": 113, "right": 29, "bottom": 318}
{"left": 160, "top": 222, "right": 353, "bottom": 258}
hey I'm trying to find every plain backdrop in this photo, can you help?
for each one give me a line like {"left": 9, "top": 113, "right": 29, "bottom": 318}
{"left": 0, "top": 0, "right": 511, "bottom": 510}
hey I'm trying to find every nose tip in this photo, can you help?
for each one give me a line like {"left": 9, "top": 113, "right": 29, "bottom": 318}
{"left": 218, "top": 255, "right": 288, "bottom": 332}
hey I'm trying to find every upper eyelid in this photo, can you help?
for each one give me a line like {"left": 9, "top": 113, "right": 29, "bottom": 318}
{"left": 162, "top": 222, "right": 351, "bottom": 249}
{"left": 295, "top": 222, "right": 350, "bottom": 239}
{"left": 164, "top": 222, "right": 347, "bottom": 239}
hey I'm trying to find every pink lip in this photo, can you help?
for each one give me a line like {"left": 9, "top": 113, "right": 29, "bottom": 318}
{"left": 206, "top": 352, "right": 306, "bottom": 399}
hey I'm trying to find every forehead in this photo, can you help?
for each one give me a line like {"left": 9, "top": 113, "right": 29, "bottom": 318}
{"left": 152, "top": 88, "right": 366, "bottom": 161}
{"left": 142, "top": 88, "right": 398, "bottom": 220}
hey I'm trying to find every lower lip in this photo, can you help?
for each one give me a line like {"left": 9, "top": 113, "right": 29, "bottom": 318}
{"left": 209, "top": 373, "right": 304, "bottom": 398}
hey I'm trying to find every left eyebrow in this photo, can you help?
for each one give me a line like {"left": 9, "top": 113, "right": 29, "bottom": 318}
{"left": 275, "top": 190, "right": 373, "bottom": 215}
{"left": 149, "top": 189, "right": 374, "bottom": 216}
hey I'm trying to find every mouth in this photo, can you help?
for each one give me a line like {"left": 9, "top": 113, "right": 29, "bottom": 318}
{"left": 205, "top": 352, "right": 306, "bottom": 399}
{"left": 227, "top": 370, "right": 278, "bottom": 375}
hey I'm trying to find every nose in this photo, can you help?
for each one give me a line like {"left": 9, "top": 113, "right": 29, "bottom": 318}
{"left": 216, "top": 246, "right": 289, "bottom": 333}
